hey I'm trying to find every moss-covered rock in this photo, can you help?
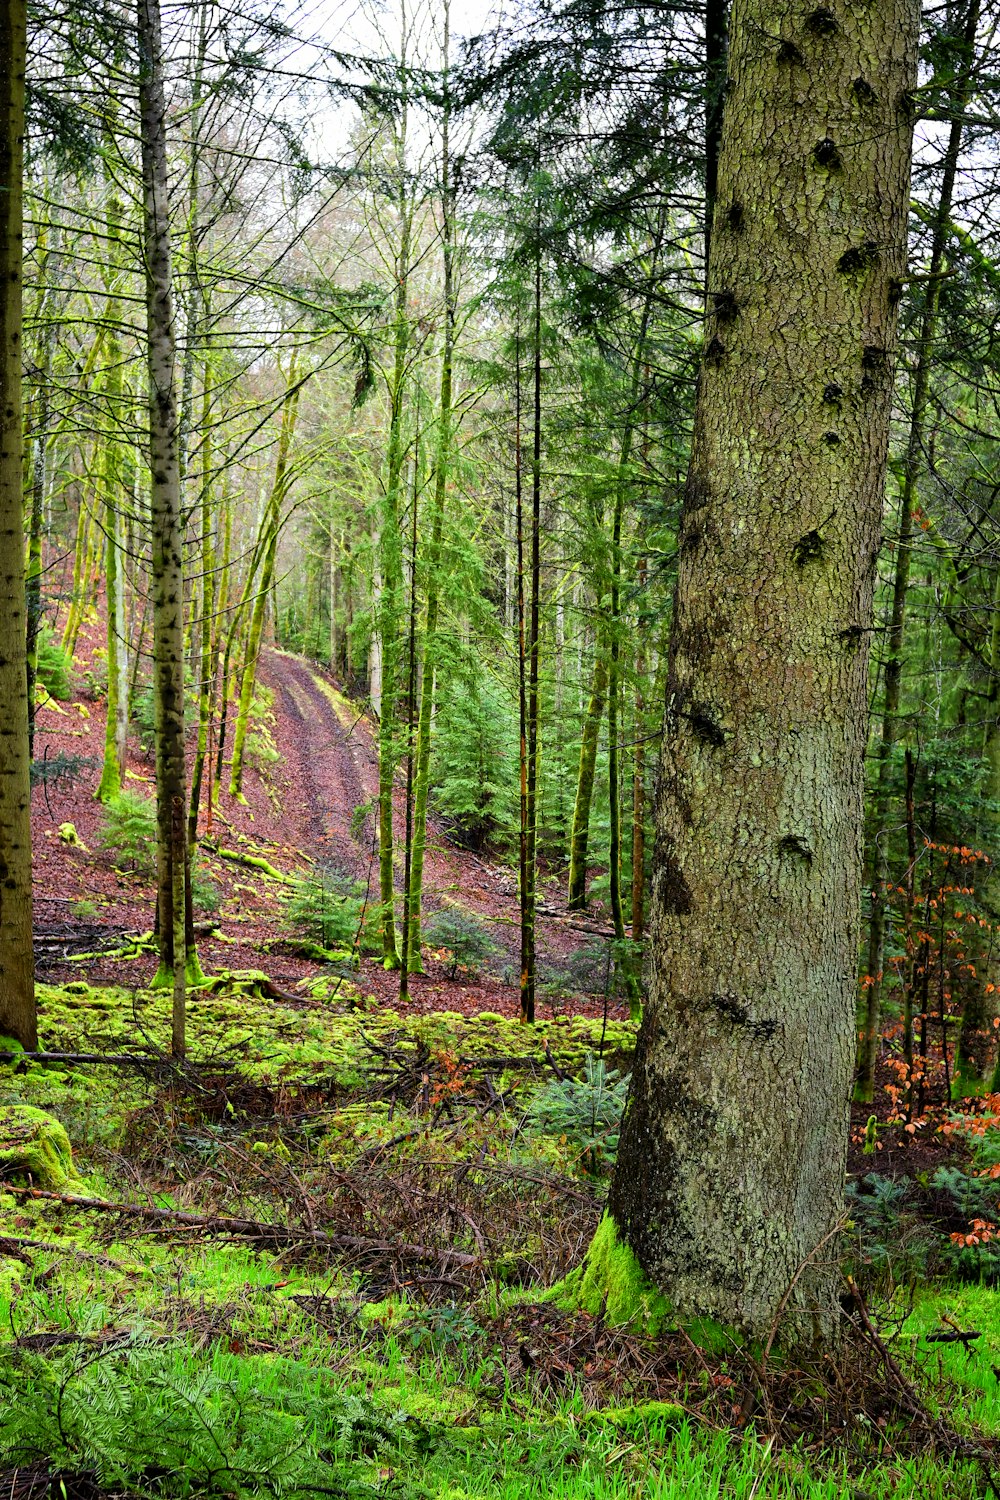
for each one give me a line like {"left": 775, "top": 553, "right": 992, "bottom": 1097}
{"left": 0, "top": 1105, "right": 78, "bottom": 1189}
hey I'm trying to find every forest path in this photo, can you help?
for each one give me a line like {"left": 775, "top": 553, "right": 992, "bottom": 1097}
{"left": 259, "top": 646, "right": 613, "bottom": 981}
{"left": 265, "top": 648, "right": 374, "bottom": 881}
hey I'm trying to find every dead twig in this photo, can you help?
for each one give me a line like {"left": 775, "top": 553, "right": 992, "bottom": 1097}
{"left": 2, "top": 1185, "right": 481, "bottom": 1272}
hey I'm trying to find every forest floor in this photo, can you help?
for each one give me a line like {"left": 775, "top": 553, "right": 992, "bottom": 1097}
{"left": 7, "top": 612, "right": 1000, "bottom": 1498}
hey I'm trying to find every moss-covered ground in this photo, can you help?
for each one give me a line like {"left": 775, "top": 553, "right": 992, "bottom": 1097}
{"left": 2, "top": 981, "right": 999, "bottom": 1498}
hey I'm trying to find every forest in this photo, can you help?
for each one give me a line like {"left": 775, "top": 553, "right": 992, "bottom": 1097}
{"left": 8, "top": 0, "right": 1000, "bottom": 1492}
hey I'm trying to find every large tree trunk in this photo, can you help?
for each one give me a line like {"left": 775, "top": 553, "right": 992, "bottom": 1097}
{"left": 0, "top": 0, "right": 36, "bottom": 1049}
{"left": 138, "top": 0, "right": 192, "bottom": 1053}
{"left": 607, "top": 0, "right": 918, "bottom": 1342}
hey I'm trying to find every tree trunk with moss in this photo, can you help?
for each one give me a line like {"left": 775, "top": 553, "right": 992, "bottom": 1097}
{"left": 0, "top": 0, "right": 36, "bottom": 1050}
{"left": 606, "top": 0, "right": 918, "bottom": 1342}
{"left": 405, "top": 34, "right": 454, "bottom": 973}
{"left": 139, "top": 0, "right": 193, "bottom": 1050}
{"left": 229, "top": 368, "right": 299, "bottom": 801}
{"left": 567, "top": 647, "right": 607, "bottom": 910}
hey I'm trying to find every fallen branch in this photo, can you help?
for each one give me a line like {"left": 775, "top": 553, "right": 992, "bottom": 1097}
{"left": 0, "top": 1051, "right": 179, "bottom": 1070}
{"left": 212, "top": 847, "right": 296, "bottom": 885}
{"left": 2, "top": 1186, "right": 481, "bottom": 1271}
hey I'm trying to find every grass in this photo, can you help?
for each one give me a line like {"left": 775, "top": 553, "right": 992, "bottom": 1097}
{"left": 1, "top": 983, "right": 999, "bottom": 1498}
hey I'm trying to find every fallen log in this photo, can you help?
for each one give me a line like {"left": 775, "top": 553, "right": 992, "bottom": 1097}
{"left": 2, "top": 1185, "right": 481, "bottom": 1270}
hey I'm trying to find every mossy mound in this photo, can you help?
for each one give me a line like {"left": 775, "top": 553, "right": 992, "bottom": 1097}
{"left": 33, "top": 985, "right": 637, "bottom": 1089}
{"left": 0, "top": 1104, "right": 78, "bottom": 1189}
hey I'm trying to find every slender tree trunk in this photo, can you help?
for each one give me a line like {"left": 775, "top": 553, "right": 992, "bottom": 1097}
{"left": 856, "top": 0, "right": 979, "bottom": 1102}
{"left": 0, "top": 0, "right": 35, "bottom": 1049}
{"left": 567, "top": 648, "right": 607, "bottom": 909}
{"left": 229, "top": 369, "right": 299, "bottom": 800}
{"left": 406, "top": 30, "right": 454, "bottom": 971}
{"left": 375, "top": 80, "right": 414, "bottom": 973}
{"left": 138, "top": 0, "right": 193, "bottom": 1050}
{"left": 520, "top": 241, "right": 543, "bottom": 1026}
{"left": 607, "top": 0, "right": 918, "bottom": 1341}
{"left": 25, "top": 320, "right": 52, "bottom": 762}
{"left": 399, "top": 444, "right": 420, "bottom": 995}
{"left": 97, "top": 161, "right": 128, "bottom": 803}
{"left": 632, "top": 557, "right": 647, "bottom": 940}
{"left": 188, "top": 364, "right": 215, "bottom": 841}
{"left": 514, "top": 322, "right": 532, "bottom": 1023}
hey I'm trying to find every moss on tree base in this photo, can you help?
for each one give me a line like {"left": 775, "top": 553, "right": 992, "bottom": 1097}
{"left": 548, "top": 1214, "right": 672, "bottom": 1333}
{"left": 550, "top": 1215, "right": 732, "bottom": 1352}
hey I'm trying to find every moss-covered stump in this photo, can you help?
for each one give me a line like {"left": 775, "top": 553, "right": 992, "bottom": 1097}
{"left": 0, "top": 1105, "right": 78, "bottom": 1189}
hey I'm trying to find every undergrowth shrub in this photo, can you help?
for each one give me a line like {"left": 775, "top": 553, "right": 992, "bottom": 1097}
{"left": 525, "top": 1052, "right": 629, "bottom": 1174}
{"left": 0, "top": 1338, "right": 419, "bottom": 1500}
{"left": 190, "top": 865, "right": 221, "bottom": 914}
{"left": 35, "top": 626, "right": 73, "bottom": 700}
{"left": 283, "top": 865, "right": 365, "bottom": 955}
{"left": 99, "top": 793, "right": 217, "bottom": 908}
{"left": 100, "top": 791, "right": 157, "bottom": 876}
{"left": 424, "top": 908, "right": 499, "bottom": 979}
{"left": 247, "top": 683, "right": 280, "bottom": 769}
{"left": 429, "top": 654, "right": 519, "bottom": 851}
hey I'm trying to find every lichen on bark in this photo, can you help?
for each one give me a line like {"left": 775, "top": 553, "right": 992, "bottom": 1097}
{"left": 602, "top": 0, "right": 920, "bottom": 1344}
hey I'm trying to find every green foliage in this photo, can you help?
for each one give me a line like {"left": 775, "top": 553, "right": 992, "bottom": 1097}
{"left": 29, "top": 752, "right": 97, "bottom": 790}
{"left": 430, "top": 654, "right": 519, "bottom": 851}
{"left": 247, "top": 727, "right": 281, "bottom": 767}
{"left": 0, "top": 1339, "right": 421, "bottom": 1500}
{"left": 423, "top": 908, "right": 499, "bottom": 979}
{"left": 526, "top": 1052, "right": 630, "bottom": 1174}
{"left": 69, "top": 898, "right": 99, "bottom": 920}
{"left": 99, "top": 791, "right": 157, "bottom": 876}
{"left": 283, "top": 864, "right": 365, "bottom": 954}
{"left": 35, "top": 626, "right": 74, "bottom": 700}
{"left": 191, "top": 864, "right": 222, "bottom": 915}
{"left": 400, "top": 1304, "right": 483, "bottom": 1357}
{"left": 930, "top": 1163, "right": 1000, "bottom": 1221}
{"left": 247, "top": 684, "right": 280, "bottom": 768}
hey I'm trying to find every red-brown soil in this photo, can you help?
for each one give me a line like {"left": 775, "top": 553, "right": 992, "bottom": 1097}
{"left": 31, "top": 612, "right": 627, "bottom": 1021}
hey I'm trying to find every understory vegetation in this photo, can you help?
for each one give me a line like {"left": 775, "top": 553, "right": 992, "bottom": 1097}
{"left": 0, "top": 982, "right": 998, "bottom": 1497}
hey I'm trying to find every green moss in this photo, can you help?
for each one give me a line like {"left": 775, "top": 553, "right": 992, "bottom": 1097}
{"left": 579, "top": 1400, "right": 684, "bottom": 1434}
{"left": 0, "top": 1105, "right": 78, "bottom": 1189}
{"left": 550, "top": 1213, "right": 672, "bottom": 1334}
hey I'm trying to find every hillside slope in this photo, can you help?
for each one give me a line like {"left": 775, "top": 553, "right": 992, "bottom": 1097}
{"left": 30, "top": 624, "right": 622, "bottom": 1019}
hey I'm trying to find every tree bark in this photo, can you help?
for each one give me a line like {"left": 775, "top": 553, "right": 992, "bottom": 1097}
{"left": 138, "top": 0, "right": 192, "bottom": 1051}
{"left": 0, "top": 0, "right": 36, "bottom": 1049}
{"left": 406, "top": 28, "right": 455, "bottom": 972}
{"left": 567, "top": 646, "right": 607, "bottom": 909}
{"left": 607, "top": 0, "right": 918, "bottom": 1341}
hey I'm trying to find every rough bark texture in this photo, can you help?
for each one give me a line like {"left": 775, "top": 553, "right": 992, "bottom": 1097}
{"left": 139, "top": 0, "right": 190, "bottom": 1050}
{"left": 0, "top": 0, "right": 36, "bottom": 1049}
{"left": 608, "top": 0, "right": 918, "bottom": 1341}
